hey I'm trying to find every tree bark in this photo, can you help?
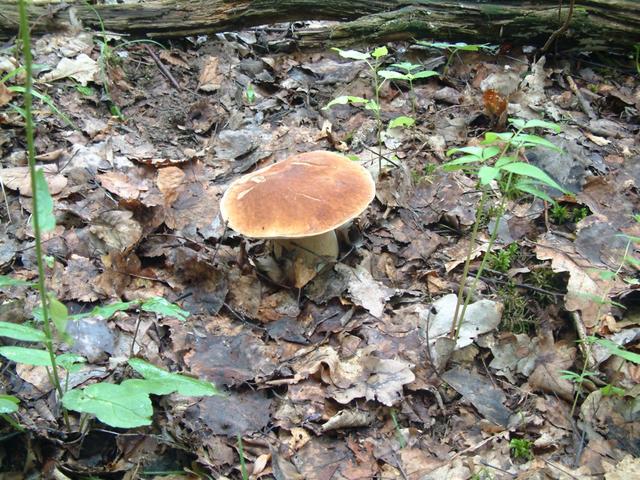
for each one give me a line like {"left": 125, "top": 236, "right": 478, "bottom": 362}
{"left": 1, "top": 1, "right": 639, "bottom": 51}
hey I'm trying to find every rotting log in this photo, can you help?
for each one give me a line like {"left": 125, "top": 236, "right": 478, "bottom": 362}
{"left": 1, "top": 1, "right": 639, "bottom": 51}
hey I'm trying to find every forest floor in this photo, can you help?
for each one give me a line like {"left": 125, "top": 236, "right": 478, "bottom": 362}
{"left": 0, "top": 20, "right": 639, "bottom": 480}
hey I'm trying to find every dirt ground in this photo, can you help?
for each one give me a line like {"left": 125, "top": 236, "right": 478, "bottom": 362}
{"left": 1, "top": 21, "right": 639, "bottom": 480}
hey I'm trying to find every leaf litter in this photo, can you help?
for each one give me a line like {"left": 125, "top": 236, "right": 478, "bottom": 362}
{"left": 0, "top": 18, "right": 639, "bottom": 480}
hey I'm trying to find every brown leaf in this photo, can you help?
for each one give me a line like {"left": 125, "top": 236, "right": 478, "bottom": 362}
{"left": 97, "top": 171, "right": 146, "bottom": 200}
{"left": 0, "top": 165, "right": 67, "bottom": 196}
{"left": 535, "top": 232, "right": 622, "bottom": 328}
{"left": 156, "top": 166, "right": 185, "bottom": 206}
{"left": 527, "top": 335, "right": 576, "bottom": 401}
{"left": 198, "top": 56, "right": 222, "bottom": 92}
{"left": 90, "top": 210, "right": 143, "bottom": 253}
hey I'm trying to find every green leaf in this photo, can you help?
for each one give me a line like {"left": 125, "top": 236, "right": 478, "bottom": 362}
{"left": 371, "top": 46, "right": 388, "bottom": 59}
{"left": 128, "top": 358, "right": 220, "bottom": 397}
{"left": 594, "top": 338, "right": 640, "bottom": 364}
{"left": 511, "top": 134, "right": 561, "bottom": 151}
{"left": 411, "top": 70, "right": 439, "bottom": 80}
{"left": 0, "top": 275, "right": 34, "bottom": 287}
{"left": 331, "top": 48, "right": 370, "bottom": 61}
{"left": 483, "top": 131, "right": 514, "bottom": 143}
{"left": 34, "top": 169, "right": 56, "bottom": 232}
{"left": 56, "top": 353, "right": 86, "bottom": 372}
{"left": 378, "top": 70, "right": 408, "bottom": 81}
{"left": 514, "top": 181, "right": 555, "bottom": 203}
{"left": 0, "top": 321, "right": 46, "bottom": 342}
{"left": 141, "top": 297, "right": 189, "bottom": 321}
{"left": 390, "top": 62, "right": 420, "bottom": 73}
{"left": 509, "top": 118, "right": 562, "bottom": 133}
{"left": 498, "top": 162, "right": 565, "bottom": 192}
{"left": 478, "top": 166, "right": 500, "bottom": 185}
{"left": 388, "top": 116, "right": 415, "bottom": 129}
{"left": 62, "top": 382, "right": 153, "bottom": 428}
{"left": 494, "top": 155, "right": 517, "bottom": 168}
{"left": 442, "top": 155, "right": 482, "bottom": 170}
{"left": 47, "top": 294, "right": 68, "bottom": 336}
{"left": 0, "top": 395, "right": 19, "bottom": 414}
{"left": 324, "top": 95, "right": 370, "bottom": 109}
{"left": 71, "top": 300, "right": 138, "bottom": 321}
{"left": 0, "top": 347, "right": 53, "bottom": 367}
{"left": 364, "top": 99, "right": 380, "bottom": 112}
{"left": 446, "top": 146, "right": 484, "bottom": 157}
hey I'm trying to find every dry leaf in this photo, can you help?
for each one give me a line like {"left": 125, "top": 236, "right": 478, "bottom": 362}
{"left": 156, "top": 166, "right": 185, "bottom": 205}
{"left": 335, "top": 264, "right": 394, "bottom": 317}
{"left": 198, "top": 56, "right": 222, "bottom": 91}
{"left": 40, "top": 53, "right": 98, "bottom": 86}
{"left": 0, "top": 165, "right": 67, "bottom": 196}
{"left": 89, "top": 210, "right": 143, "bottom": 253}
{"left": 97, "top": 171, "right": 145, "bottom": 200}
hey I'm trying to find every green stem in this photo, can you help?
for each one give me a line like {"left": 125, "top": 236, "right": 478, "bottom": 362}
{"left": 237, "top": 434, "right": 248, "bottom": 480}
{"left": 18, "top": 0, "right": 63, "bottom": 398}
{"left": 1, "top": 413, "right": 24, "bottom": 432}
{"left": 455, "top": 173, "right": 514, "bottom": 341}
{"left": 450, "top": 189, "right": 488, "bottom": 338}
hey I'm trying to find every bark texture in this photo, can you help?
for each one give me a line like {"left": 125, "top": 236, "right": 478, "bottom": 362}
{"left": 1, "top": 1, "right": 639, "bottom": 50}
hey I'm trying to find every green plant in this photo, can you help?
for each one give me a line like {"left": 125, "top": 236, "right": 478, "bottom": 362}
{"left": 390, "top": 408, "right": 406, "bottom": 448}
{"left": 444, "top": 118, "right": 567, "bottom": 339}
{"left": 634, "top": 43, "right": 640, "bottom": 75}
{"left": 237, "top": 434, "right": 249, "bottom": 480}
{"left": 417, "top": 41, "right": 498, "bottom": 74}
{"left": 497, "top": 282, "right": 535, "bottom": 334}
{"left": 324, "top": 46, "right": 389, "bottom": 170}
{"left": 379, "top": 61, "right": 438, "bottom": 116}
{"left": 550, "top": 203, "right": 569, "bottom": 224}
{"left": 509, "top": 438, "right": 533, "bottom": 461}
{"left": 487, "top": 243, "right": 519, "bottom": 273}
{"left": 2, "top": 3, "right": 219, "bottom": 431}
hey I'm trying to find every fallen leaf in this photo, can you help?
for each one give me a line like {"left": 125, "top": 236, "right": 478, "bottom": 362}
{"left": 335, "top": 264, "right": 394, "bottom": 317}
{"left": 0, "top": 165, "right": 67, "bottom": 196}
{"left": 40, "top": 53, "right": 98, "bottom": 85}
{"left": 89, "top": 210, "right": 143, "bottom": 253}
{"left": 156, "top": 166, "right": 185, "bottom": 205}
{"left": 198, "top": 56, "right": 222, "bottom": 91}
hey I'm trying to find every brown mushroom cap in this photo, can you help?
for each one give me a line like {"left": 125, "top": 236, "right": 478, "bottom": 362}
{"left": 219, "top": 150, "right": 375, "bottom": 239}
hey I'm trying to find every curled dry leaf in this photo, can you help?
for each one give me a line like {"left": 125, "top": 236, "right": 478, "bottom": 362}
{"left": 527, "top": 335, "right": 576, "bottom": 402}
{"left": 0, "top": 165, "right": 67, "bottom": 196}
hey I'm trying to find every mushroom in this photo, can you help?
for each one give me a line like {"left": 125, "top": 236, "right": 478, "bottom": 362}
{"left": 219, "top": 150, "right": 376, "bottom": 287}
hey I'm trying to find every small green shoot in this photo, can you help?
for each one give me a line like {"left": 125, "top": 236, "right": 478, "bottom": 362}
{"left": 379, "top": 61, "right": 438, "bottom": 115}
{"left": 390, "top": 408, "right": 406, "bottom": 448}
{"left": 237, "top": 434, "right": 249, "bottom": 480}
{"left": 509, "top": 438, "right": 533, "bottom": 461}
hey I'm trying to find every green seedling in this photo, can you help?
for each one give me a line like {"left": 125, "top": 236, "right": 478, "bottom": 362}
{"left": 444, "top": 118, "right": 567, "bottom": 339}
{"left": 379, "top": 61, "right": 438, "bottom": 116}
{"left": 498, "top": 282, "right": 535, "bottom": 334}
{"left": 417, "top": 41, "right": 498, "bottom": 74}
{"left": 509, "top": 438, "right": 533, "bottom": 461}
{"left": 237, "top": 434, "right": 249, "bottom": 480}
{"left": 324, "top": 46, "right": 389, "bottom": 170}
{"left": 487, "top": 243, "right": 518, "bottom": 273}
{"left": 390, "top": 408, "right": 406, "bottom": 448}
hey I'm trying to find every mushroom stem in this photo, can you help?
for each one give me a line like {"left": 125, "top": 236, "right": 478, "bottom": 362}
{"left": 273, "top": 230, "right": 339, "bottom": 261}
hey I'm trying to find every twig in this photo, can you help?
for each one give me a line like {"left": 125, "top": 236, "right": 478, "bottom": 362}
{"left": 540, "top": 0, "right": 576, "bottom": 53}
{"left": 0, "top": 177, "right": 11, "bottom": 223}
{"left": 144, "top": 45, "right": 181, "bottom": 90}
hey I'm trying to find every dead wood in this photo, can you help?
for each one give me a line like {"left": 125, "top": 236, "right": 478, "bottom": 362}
{"left": 1, "top": 1, "right": 639, "bottom": 51}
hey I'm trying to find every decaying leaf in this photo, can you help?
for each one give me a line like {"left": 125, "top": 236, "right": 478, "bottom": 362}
{"left": 89, "top": 210, "right": 143, "bottom": 253}
{"left": 335, "top": 263, "right": 394, "bottom": 317}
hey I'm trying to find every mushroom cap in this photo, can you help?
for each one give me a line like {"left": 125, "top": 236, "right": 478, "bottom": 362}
{"left": 219, "top": 150, "right": 375, "bottom": 239}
